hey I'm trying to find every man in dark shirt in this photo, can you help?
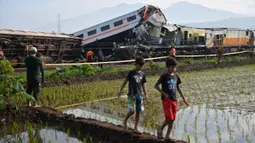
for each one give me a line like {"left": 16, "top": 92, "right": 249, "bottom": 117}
{"left": 154, "top": 57, "right": 189, "bottom": 141}
{"left": 117, "top": 57, "right": 149, "bottom": 133}
{"left": 36, "top": 52, "right": 45, "bottom": 86}
{"left": 24, "top": 47, "right": 43, "bottom": 107}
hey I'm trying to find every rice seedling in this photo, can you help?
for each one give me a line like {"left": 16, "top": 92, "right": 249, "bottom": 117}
{"left": 55, "top": 129, "right": 58, "bottom": 140}
{"left": 89, "top": 136, "right": 93, "bottom": 143}
{"left": 246, "top": 135, "right": 252, "bottom": 143}
{"left": 83, "top": 137, "right": 88, "bottom": 143}
{"left": 186, "top": 134, "right": 190, "bottom": 142}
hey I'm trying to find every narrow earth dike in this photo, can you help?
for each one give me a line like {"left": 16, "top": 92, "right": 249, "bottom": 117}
{"left": 0, "top": 106, "right": 187, "bottom": 143}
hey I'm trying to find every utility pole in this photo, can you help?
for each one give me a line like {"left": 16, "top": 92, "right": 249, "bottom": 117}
{"left": 58, "top": 14, "right": 61, "bottom": 33}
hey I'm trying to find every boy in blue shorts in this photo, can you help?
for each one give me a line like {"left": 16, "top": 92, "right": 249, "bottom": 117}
{"left": 117, "top": 57, "right": 149, "bottom": 133}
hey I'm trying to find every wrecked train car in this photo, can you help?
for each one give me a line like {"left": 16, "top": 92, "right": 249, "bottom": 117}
{"left": 73, "top": 5, "right": 170, "bottom": 60}
{"left": 0, "top": 29, "right": 81, "bottom": 63}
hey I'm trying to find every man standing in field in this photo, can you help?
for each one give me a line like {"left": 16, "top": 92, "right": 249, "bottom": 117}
{"left": 154, "top": 57, "right": 189, "bottom": 141}
{"left": 117, "top": 57, "right": 149, "bottom": 133}
{"left": 24, "top": 47, "right": 43, "bottom": 107}
{"left": 36, "top": 52, "right": 45, "bottom": 86}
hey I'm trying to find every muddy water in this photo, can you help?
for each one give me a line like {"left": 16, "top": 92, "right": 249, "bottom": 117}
{"left": 64, "top": 103, "right": 255, "bottom": 143}
{"left": 0, "top": 127, "right": 83, "bottom": 143}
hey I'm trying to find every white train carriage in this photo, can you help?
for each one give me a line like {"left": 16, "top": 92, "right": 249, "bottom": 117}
{"left": 73, "top": 5, "right": 167, "bottom": 46}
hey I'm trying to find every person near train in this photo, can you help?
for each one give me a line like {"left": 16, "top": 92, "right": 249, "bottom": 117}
{"left": 154, "top": 57, "right": 189, "bottom": 141}
{"left": 86, "top": 49, "right": 95, "bottom": 62}
{"left": 80, "top": 49, "right": 85, "bottom": 59}
{"left": 24, "top": 47, "right": 43, "bottom": 107}
{"left": 117, "top": 57, "right": 150, "bottom": 133}
{"left": 169, "top": 46, "right": 176, "bottom": 58}
{"left": 97, "top": 49, "right": 104, "bottom": 68}
{"left": 0, "top": 48, "right": 4, "bottom": 59}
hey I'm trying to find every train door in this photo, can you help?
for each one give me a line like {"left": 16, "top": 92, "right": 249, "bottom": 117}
{"left": 215, "top": 34, "right": 224, "bottom": 46}
{"left": 184, "top": 31, "right": 188, "bottom": 44}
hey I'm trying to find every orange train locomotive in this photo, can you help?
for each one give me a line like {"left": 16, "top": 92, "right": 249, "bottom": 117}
{"left": 204, "top": 28, "right": 254, "bottom": 50}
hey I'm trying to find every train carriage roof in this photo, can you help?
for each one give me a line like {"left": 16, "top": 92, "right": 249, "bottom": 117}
{"left": 0, "top": 28, "right": 80, "bottom": 39}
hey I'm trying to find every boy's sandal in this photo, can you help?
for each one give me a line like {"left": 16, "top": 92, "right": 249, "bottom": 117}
{"left": 123, "top": 121, "right": 128, "bottom": 129}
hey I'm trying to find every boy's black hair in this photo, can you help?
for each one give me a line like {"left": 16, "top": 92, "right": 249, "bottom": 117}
{"left": 135, "top": 56, "right": 145, "bottom": 65}
{"left": 166, "top": 57, "right": 177, "bottom": 67}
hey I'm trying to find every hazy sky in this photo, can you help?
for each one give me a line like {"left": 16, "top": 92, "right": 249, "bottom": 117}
{"left": 0, "top": 0, "right": 255, "bottom": 30}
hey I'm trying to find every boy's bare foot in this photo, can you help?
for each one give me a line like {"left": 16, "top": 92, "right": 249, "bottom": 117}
{"left": 134, "top": 128, "right": 141, "bottom": 134}
{"left": 123, "top": 121, "right": 128, "bottom": 129}
{"left": 157, "top": 128, "right": 163, "bottom": 139}
{"left": 27, "top": 101, "right": 32, "bottom": 107}
{"left": 34, "top": 104, "right": 41, "bottom": 108}
{"left": 165, "top": 138, "right": 176, "bottom": 142}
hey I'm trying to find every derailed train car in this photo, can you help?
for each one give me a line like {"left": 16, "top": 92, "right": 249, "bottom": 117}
{"left": 0, "top": 29, "right": 81, "bottom": 63}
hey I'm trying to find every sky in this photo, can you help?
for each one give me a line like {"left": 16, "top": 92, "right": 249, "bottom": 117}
{"left": 0, "top": 0, "right": 255, "bottom": 30}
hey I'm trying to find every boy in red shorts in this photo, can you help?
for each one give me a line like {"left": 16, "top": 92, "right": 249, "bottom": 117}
{"left": 154, "top": 57, "right": 189, "bottom": 140}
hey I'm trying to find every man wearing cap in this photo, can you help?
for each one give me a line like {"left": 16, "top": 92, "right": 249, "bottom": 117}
{"left": 24, "top": 47, "right": 43, "bottom": 107}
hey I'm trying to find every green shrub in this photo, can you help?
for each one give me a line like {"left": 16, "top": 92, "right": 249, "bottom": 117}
{"left": 0, "top": 57, "right": 14, "bottom": 74}
{"left": 0, "top": 58, "right": 35, "bottom": 109}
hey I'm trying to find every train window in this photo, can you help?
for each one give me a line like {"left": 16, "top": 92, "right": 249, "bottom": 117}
{"left": 101, "top": 25, "right": 110, "bottom": 31}
{"left": 77, "top": 34, "right": 83, "bottom": 38}
{"left": 246, "top": 31, "right": 249, "bottom": 36}
{"left": 127, "top": 15, "right": 136, "bottom": 22}
{"left": 114, "top": 20, "right": 123, "bottom": 27}
{"left": 88, "top": 29, "right": 97, "bottom": 36}
{"left": 224, "top": 34, "right": 226, "bottom": 37}
{"left": 161, "top": 27, "right": 165, "bottom": 33}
